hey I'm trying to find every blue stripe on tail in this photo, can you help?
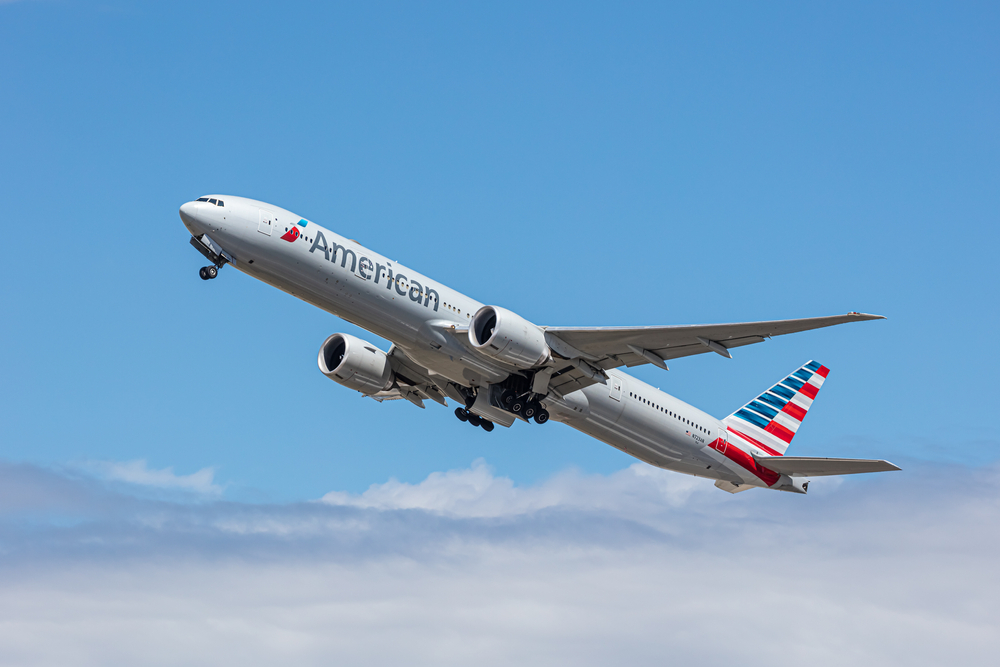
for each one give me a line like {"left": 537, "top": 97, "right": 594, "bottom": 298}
{"left": 735, "top": 409, "right": 770, "bottom": 429}
{"left": 757, "top": 392, "right": 787, "bottom": 410}
{"left": 771, "top": 384, "right": 796, "bottom": 400}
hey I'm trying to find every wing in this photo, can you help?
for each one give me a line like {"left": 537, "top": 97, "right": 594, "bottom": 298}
{"left": 542, "top": 312, "right": 884, "bottom": 396}
{"left": 368, "top": 346, "right": 452, "bottom": 409}
{"left": 755, "top": 456, "right": 901, "bottom": 477}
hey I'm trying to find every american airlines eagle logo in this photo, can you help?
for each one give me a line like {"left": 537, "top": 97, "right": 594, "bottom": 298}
{"left": 280, "top": 219, "right": 309, "bottom": 242}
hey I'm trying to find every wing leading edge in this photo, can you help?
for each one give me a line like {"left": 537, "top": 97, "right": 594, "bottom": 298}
{"left": 541, "top": 312, "right": 884, "bottom": 395}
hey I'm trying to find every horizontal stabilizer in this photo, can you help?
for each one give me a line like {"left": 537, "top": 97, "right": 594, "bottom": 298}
{"left": 754, "top": 456, "right": 901, "bottom": 477}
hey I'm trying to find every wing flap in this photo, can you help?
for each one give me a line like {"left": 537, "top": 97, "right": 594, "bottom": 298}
{"left": 755, "top": 456, "right": 901, "bottom": 477}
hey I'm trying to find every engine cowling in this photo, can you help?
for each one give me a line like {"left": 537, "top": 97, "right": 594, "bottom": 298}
{"left": 317, "top": 333, "right": 394, "bottom": 394}
{"left": 469, "top": 305, "right": 550, "bottom": 369}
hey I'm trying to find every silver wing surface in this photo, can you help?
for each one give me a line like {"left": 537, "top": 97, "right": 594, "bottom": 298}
{"left": 541, "top": 312, "right": 885, "bottom": 396}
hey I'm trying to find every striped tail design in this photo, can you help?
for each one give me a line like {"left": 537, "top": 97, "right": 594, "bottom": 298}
{"left": 723, "top": 360, "right": 829, "bottom": 456}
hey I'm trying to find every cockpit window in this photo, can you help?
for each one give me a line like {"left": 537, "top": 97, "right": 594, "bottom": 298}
{"left": 216, "top": 200, "right": 224, "bottom": 207}
{"left": 196, "top": 197, "right": 210, "bottom": 202}
{"left": 208, "top": 198, "right": 218, "bottom": 205}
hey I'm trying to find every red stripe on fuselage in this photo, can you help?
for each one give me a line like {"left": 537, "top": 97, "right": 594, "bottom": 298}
{"left": 727, "top": 427, "right": 783, "bottom": 457}
{"left": 782, "top": 401, "right": 807, "bottom": 421}
{"left": 799, "top": 382, "right": 819, "bottom": 399}
{"left": 713, "top": 437, "right": 781, "bottom": 487}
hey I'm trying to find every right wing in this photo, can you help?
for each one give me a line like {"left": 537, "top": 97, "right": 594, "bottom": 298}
{"left": 542, "top": 312, "right": 884, "bottom": 395}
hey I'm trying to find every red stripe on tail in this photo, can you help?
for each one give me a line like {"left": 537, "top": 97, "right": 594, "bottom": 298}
{"left": 765, "top": 421, "right": 795, "bottom": 443}
{"left": 782, "top": 402, "right": 807, "bottom": 421}
{"left": 799, "top": 383, "right": 819, "bottom": 399}
{"left": 727, "top": 427, "right": 783, "bottom": 456}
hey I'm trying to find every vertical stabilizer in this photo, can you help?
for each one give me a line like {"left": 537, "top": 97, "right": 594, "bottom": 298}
{"left": 723, "top": 360, "right": 829, "bottom": 456}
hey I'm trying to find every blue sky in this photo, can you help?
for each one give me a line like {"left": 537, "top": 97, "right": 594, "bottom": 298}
{"left": 0, "top": 2, "right": 998, "bottom": 662}
{"left": 2, "top": 0, "right": 996, "bottom": 499}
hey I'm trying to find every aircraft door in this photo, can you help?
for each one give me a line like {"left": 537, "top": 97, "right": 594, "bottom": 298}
{"left": 610, "top": 376, "right": 623, "bottom": 401}
{"left": 258, "top": 209, "right": 274, "bottom": 236}
{"left": 714, "top": 429, "right": 728, "bottom": 454}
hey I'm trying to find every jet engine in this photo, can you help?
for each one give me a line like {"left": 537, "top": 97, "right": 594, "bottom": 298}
{"left": 317, "top": 333, "right": 394, "bottom": 394}
{"left": 469, "top": 305, "right": 550, "bottom": 369}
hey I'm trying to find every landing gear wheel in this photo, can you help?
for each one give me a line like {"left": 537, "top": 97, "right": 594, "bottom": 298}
{"left": 206, "top": 265, "right": 218, "bottom": 279}
{"left": 199, "top": 267, "right": 209, "bottom": 280}
{"left": 500, "top": 389, "right": 517, "bottom": 408}
{"left": 522, "top": 401, "right": 539, "bottom": 420}
{"left": 533, "top": 409, "right": 550, "bottom": 425}
{"left": 480, "top": 420, "right": 494, "bottom": 432}
{"left": 510, "top": 397, "right": 526, "bottom": 414}
{"left": 455, "top": 408, "right": 469, "bottom": 422}
{"left": 468, "top": 414, "right": 483, "bottom": 427}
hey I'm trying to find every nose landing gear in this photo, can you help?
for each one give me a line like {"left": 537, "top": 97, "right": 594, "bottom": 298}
{"left": 190, "top": 234, "right": 231, "bottom": 282}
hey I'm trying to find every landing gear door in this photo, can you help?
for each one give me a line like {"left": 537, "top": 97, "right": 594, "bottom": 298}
{"left": 258, "top": 209, "right": 274, "bottom": 236}
{"left": 610, "top": 376, "right": 623, "bottom": 402}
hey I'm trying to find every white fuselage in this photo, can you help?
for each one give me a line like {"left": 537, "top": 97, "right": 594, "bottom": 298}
{"left": 180, "top": 195, "right": 769, "bottom": 489}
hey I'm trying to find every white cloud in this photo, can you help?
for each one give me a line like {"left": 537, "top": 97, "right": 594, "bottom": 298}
{"left": 0, "top": 459, "right": 997, "bottom": 666}
{"left": 319, "top": 458, "right": 709, "bottom": 517}
{"left": 84, "top": 459, "right": 222, "bottom": 496}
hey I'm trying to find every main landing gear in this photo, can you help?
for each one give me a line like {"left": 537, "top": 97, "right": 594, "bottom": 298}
{"left": 199, "top": 265, "right": 219, "bottom": 280}
{"left": 455, "top": 407, "right": 495, "bottom": 432}
{"left": 501, "top": 389, "right": 549, "bottom": 424}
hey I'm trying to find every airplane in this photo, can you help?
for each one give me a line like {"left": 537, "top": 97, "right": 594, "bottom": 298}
{"left": 179, "top": 195, "right": 900, "bottom": 494}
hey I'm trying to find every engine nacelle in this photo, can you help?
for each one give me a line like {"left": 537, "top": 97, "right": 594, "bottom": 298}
{"left": 469, "top": 306, "right": 550, "bottom": 369}
{"left": 317, "top": 333, "right": 394, "bottom": 395}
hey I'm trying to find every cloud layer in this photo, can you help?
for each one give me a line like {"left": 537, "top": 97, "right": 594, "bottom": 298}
{"left": 83, "top": 459, "right": 223, "bottom": 496}
{"left": 319, "top": 458, "right": 707, "bottom": 516}
{"left": 0, "top": 459, "right": 997, "bottom": 666}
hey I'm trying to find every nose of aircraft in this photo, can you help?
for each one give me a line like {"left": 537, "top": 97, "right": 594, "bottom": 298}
{"left": 179, "top": 200, "right": 202, "bottom": 234}
{"left": 179, "top": 200, "right": 197, "bottom": 223}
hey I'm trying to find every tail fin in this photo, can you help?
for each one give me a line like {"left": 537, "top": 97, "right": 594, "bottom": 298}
{"left": 723, "top": 360, "right": 829, "bottom": 456}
